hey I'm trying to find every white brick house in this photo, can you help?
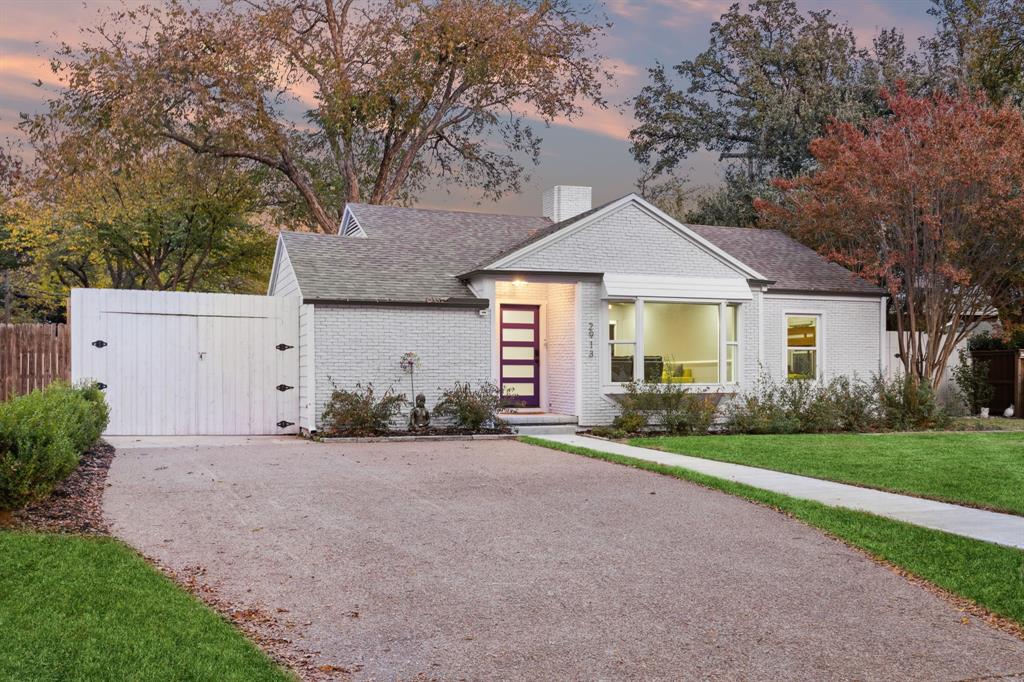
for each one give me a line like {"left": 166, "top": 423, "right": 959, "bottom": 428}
{"left": 268, "top": 187, "right": 886, "bottom": 432}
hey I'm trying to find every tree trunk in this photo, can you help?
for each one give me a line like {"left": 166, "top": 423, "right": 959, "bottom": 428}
{"left": 2, "top": 270, "right": 10, "bottom": 324}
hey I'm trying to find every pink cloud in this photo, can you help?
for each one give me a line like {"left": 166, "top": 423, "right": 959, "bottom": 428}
{"left": 604, "top": 0, "right": 732, "bottom": 28}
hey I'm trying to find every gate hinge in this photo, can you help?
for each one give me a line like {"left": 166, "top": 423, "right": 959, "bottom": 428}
{"left": 92, "top": 340, "right": 108, "bottom": 348}
{"left": 275, "top": 343, "right": 294, "bottom": 351}
{"left": 276, "top": 420, "right": 294, "bottom": 429}
{"left": 276, "top": 384, "right": 294, "bottom": 392}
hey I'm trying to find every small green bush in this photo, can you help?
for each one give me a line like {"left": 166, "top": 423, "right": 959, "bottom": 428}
{"left": 0, "top": 382, "right": 109, "bottom": 512}
{"left": 590, "top": 425, "right": 627, "bottom": 439}
{"left": 612, "top": 410, "right": 649, "bottom": 435}
{"left": 967, "top": 329, "right": 1024, "bottom": 351}
{"left": 724, "top": 373, "right": 803, "bottom": 434}
{"left": 951, "top": 349, "right": 994, "bottom": 416}
{"left": 433, "top": 382, "right": 505, "bottom": 431}
{"left": 874, "top": 373, "right": 949, "bottom": 431}
{"left": 613, "top": 381, "right": 718, "bottom": 436}
{"left": 321, "top": 382, "right": 406, "bottom": 436}
{"left": 724, "top": 372, "right": 930, "bottom": 434}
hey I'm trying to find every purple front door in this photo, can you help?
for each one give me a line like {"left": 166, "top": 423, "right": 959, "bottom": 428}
{"left": 499, "top": 304, "right": 540, "bottom": 408}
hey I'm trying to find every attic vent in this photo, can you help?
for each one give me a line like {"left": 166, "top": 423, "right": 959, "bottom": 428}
{"left": 339, "top": 208, "right": 366, "bottom": 238}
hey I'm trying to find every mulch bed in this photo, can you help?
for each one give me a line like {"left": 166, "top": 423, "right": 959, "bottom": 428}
{"left": 319, "top": 426, "right": 514, "bottom": 442}
{"left": 12, "top": 441, "right": 115, "bottom": 534}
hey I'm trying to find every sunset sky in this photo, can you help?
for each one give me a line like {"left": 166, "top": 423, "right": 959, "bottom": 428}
{"left": 1, "top": 0, "right": 938, "bottom": 215}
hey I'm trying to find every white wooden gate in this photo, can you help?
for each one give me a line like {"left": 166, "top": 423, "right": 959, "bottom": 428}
{"left": 71, "top": 289, "right": 300, "bottom": 435}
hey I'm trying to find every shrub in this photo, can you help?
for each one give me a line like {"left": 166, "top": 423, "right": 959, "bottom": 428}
{"left": 321, "top": 382, "right": 406, "bottom": 436}
{"left": 951, "top": 349, "right": 994, "bottom": 416}
{"left": 725, "top": 372, "right": 881, "bottom": 434}
{"left": 0, "top": 382, "right": 109, "bottom": 512}
{"left": 66, "top": 381, "right": 110, "bottom": 453}
{"left": 590, "top": 425, "right": 627, "bottom": 439}
{"left": 613, "top": 381, "right": 718, "bottom": 436}
{"left": 967, "top": 329, "right": 1024, "bottom": 351}
{"left": 874, "top": 373, "right": 950, "bottom": 431}
{"left": 612, "top": 410, "right": 649, "bottom": 435}
{"left": 433, "top": 382, "right": 505, "bottom": 432}
{"left": 723, "top": 373, "right": 802, "bottom": 434}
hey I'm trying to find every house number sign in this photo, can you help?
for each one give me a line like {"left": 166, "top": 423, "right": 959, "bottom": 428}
{"left": 587, "top": 322, "right": 595, "bottom": 358}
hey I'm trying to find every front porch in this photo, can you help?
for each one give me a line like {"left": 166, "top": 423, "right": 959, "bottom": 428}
{"left": 480, "top": 277, "right": 586, "bottom": 419}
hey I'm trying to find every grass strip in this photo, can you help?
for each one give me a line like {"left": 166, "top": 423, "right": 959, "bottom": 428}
{"left": 630, "top": 432, "right": 1024, "bottom": 516}
{"left": 0, "top": 531, "right": 293, "bottom": 681}
{"left": 520, "top": 435, "right": 1024, "bottom": 628}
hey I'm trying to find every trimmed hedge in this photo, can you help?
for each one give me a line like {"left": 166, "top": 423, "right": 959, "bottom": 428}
{"left": 0, "top": 382, "right": 109, "bottom": 511}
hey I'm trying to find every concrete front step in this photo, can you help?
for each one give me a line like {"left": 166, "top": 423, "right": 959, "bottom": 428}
{"left": 513, "top": 424, "right": 580, "bottom": 436}
{"left": 500, "top": 412, "right": 578, "bottom": 426}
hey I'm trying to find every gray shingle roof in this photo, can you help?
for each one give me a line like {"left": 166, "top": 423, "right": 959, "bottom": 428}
{"left": 281, "top": 205, "right": 550, "bottom": 304}
{"left": 687, "top": 225, "right": 882, "bottom": 295}
{"left": 278, "top": 201, "right": 882, "bottom": 305}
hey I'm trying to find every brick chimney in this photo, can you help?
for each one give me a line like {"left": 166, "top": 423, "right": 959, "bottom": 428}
{"left": 542, "top": 185, "right": 592, "bottom": 223}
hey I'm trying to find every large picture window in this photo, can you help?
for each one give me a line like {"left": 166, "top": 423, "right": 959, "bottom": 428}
{"left": 786, "top": 315, "right": 819, "bottom": 380}
{"left": 605, "top": 300, "right": 739, "bottom": 385}
{"left": 644, "top": 302, "right": 720, "bottom": 383}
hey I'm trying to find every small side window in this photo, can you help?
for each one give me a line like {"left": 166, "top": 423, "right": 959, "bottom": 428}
{"left": 786, "top": 315, "right": 819, "bottom": 380}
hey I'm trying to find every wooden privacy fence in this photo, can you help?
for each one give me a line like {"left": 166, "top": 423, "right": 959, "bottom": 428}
{"left": 971, "top": 349, "right": 1023, "bottom": 417}
{"left": 0, "top": 324, "right": 71, "bottom": 401}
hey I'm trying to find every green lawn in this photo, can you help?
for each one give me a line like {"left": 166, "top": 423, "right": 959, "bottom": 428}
{"left": 521, "top": 436, "right": 1024, "bottom": 627}
{"left": 954, "top": 416, "right": 1024, "bottom": 431}
{"left": 630, "top": 432, "right": 1024, "bottom": 516}
{"left": 0, "top": 532, "right": 292, "bottom": 682}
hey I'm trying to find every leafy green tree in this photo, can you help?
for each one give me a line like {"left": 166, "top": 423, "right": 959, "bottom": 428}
{"left": 926, "top": 0, "right": 1024, "bottom": 106}
{"left": 15, "top": 129, "right": 275, "bottom": 314}
{"left": 0, "top": 146, "right": 28, "bottom": 323}
{"left": 630, "top": 0, "right": 928, "bottom": 226}
{"left": 45, "top": 0, "right": 611, "bottom": 232}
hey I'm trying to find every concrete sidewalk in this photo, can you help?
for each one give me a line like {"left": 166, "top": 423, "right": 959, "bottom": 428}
{"left": 543, "top": 434, "right": 1024, "bottom": 550}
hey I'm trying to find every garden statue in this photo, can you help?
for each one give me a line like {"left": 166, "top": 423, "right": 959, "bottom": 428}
{"left": 1005, "top": 404, "right": 1015, "bottom": 418}
{"left": 409, "top": 393, "right": 431, "bottom": 430}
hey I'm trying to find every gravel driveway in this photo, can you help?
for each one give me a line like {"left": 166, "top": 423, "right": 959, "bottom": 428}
{"left": 104, "top": 437, "right": 1024, "bottom": 681}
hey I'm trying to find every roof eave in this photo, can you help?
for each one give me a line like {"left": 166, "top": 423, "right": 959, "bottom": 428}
{"left": 764, "top": 287, "right": 885, "bottom": 298}
{"left": 303, "top": 296, "right": 490, "bottom": 309}
{"left": 457, "top": 268, "right": 605, "bottom": 281}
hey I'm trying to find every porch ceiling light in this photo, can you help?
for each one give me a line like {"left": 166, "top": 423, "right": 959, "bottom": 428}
{"left": 512, "top": 278, "right": 528, "bottom": 287}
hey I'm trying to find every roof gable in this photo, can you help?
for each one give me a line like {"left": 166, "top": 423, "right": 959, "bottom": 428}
{"left": 267, "top": 237, "right": 303, "bottom": 298}
{"left": 480, "top": 194, "right": 766, "bottom": 281}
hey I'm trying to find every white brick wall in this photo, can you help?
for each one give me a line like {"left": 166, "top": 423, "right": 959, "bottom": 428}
{"left": 544, "top": 284, "right": 576, "bottom": 414}
{"left": 313, "top": 304, "right": 491, "bottom": 430}
{"left": 542, "top": 185, "right": 592, "bottom": 223}
{"left": 508, "top": 203, "right": 740, "bottom": 278}
{"left": 578, "top": 281, "right": 618, "bottom": 425}
{"left": 761, "top": 295, "right": 882, "bottom": 382}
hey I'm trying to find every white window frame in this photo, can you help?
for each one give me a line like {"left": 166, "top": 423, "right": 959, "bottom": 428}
{"left": 605, "top": 299, "right": 638, "bottom": 384}
{"left": 784, "top": 312, "right": 824, "bottom": 381}
{"left": 724, "top": 302, "right": 740, "bottom": 384}
{"left": 601, "top": 298, "right": 742, "bottom": 390}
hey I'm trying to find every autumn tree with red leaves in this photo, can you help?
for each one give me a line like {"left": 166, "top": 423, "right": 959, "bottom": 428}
{"left": 758, "top": 88, "right": 1024, "bottom": 388}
